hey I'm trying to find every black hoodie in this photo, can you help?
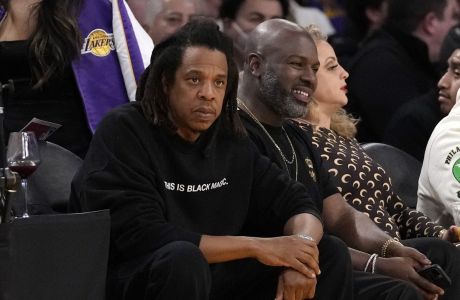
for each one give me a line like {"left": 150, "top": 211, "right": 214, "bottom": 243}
{"left": 70, "top": 102, "right": 321, "bottom": 265}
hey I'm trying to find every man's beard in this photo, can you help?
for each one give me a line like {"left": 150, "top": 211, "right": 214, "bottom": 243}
{"left": 259, "top": 70, "right": 308, "bottom": 119}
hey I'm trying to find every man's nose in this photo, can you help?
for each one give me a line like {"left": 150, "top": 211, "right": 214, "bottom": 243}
{"left": 300, "top": 68, "right": 317, "bottom": 85}
{"left": 198, "top": 81, "right": 216, "bottom": 100}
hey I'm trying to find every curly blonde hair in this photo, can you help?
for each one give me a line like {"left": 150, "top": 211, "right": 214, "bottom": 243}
{"left": 304, "top": 24, "right": 359, "bottom": 139}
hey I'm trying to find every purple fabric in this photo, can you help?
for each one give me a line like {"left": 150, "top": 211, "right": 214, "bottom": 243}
{"left": 72, "top": 0, "right": 142, "bottom": 132}
{"left": 1, "top": 2, "right": 144, "bottom": 132}
{"left": 116, "top": 0, "right": 144, "bottom": 82}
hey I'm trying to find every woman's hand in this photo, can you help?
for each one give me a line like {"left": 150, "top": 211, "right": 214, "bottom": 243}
{"left": 275, "top": 268, "right": 317, "bottom": 300}
{"left": 387, "top": 243, "right": 431, "bottom": 266}
{"left": 254, "top": 235, "right": 320, "bottom": 279}
{"left": 375, "top": 256, "right": 444, "bottom": 300}
{"left": 440, "top": 226, "right": 460, "bottom": 243}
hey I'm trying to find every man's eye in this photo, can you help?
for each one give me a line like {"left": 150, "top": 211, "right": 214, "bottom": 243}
{"left": 215, "top": 80, "right": 225, "bottom": 87}
{"left": 189, "top": 77, "right": 200, "bottom": 84}
{"left": 166, "top": 17, "right": 182, "bottom": 25}
{"left": 290, "top": 62, "right": 302, "bottom": 67}
{"left": 248, "top": 16, "right": 264, "bottom": 24}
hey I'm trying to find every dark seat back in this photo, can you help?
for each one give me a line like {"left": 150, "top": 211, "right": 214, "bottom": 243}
{"left": 26, "top": 141, "right": 82, "bottom": 214}
{"left": 361, "top": 143, "right": 422, "bottom": 208}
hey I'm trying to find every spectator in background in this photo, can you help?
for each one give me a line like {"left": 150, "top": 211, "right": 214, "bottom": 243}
{"left": 344, "top": 0, "right": 387, "bottom": 37}
{"left": 346, "top": 0, "right": 460, "bottom": 143}
{"left": 291, "top": 0, "right": 346, "bottom": 34}
{"left": 330, "top": 0, "right": 388, "bottom": 68}
{"left": 0, "top": 0, "right": 152, "bottom": 159}
{"left": 219, "top": 0, "right": 289, "bottom": 70}
{"left": 125, "top": 0, "right": 149, "bottom": 23}
{"left": 197, "top": 0, "right": 222, "bottom": 18}
{"left": 383, "top": 25, "right": 460, "bottom": 161}
{"left": 127, "top": 0, "right": 198, "bottom": 44}
{"left": 289, "top": 0, "right": 336, "bottom": 37}
{"left": 383, "top": 47, "right": 460, "bottom": 162}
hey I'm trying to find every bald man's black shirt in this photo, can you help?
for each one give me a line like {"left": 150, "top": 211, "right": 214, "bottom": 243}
{"left": 239, "top": 110, "right": 339, "bottom": 211}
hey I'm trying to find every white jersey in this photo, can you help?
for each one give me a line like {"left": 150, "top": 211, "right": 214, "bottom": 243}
{"left": 417, "top": 89, "right": 460, "bottom": 227}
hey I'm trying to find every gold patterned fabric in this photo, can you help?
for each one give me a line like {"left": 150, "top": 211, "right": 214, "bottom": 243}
{"left": 298, "top": 123, "right": 443, "bottom": 240}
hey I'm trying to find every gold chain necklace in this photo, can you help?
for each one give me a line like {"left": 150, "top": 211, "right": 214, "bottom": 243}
{"left": 238, "top": 97, "right": 298, "bottom": 181}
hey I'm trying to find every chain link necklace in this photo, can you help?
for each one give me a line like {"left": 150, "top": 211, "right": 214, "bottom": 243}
{"left": 238, "top": 98, "right": 298, "bottom": 181}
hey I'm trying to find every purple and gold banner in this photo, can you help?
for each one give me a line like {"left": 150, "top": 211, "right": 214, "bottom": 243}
{"left": 0, "top": 1, "right": 153, "bottom": 132}
{"left": 73, "top": 0, "right": 153, "bottom": 132}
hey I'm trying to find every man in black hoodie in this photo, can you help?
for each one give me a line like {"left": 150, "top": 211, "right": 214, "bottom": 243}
{"left": 70, "top": 18, "right": 355, "bottom": 300}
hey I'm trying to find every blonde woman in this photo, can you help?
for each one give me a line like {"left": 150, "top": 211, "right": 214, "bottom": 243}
{"left": 296, "top": 25, "right": 460, "bottom": 243}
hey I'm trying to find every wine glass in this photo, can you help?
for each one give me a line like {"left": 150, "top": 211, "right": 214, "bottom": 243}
{"left": 6, "top": 132, "right": 41, "bottom": 218}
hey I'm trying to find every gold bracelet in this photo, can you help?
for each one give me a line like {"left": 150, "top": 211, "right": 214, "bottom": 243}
{"left": 380, "top": 239, "right": 403, "bottom": 258}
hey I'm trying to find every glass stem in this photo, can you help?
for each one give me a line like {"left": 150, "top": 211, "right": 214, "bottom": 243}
{"left": 21, "top": 178, "right": 29, "bottom": 218}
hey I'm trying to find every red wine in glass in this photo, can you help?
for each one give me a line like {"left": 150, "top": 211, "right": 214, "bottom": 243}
{"left": 6, "top": 132, "right": 41, "bottom": 218}
{"left": 9, "top": 161, "right": 39, "bottom": 178}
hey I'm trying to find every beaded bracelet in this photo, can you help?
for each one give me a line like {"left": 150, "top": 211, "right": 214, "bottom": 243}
{"left": 438, "top": 229, "right": 447, "bottom": 239}
{"left": 297, "top": 234, "right": 315, "bottom": 242}
{"left": 364, "top": 253, "right": 378, "bottom": 274}
{"left": 380, "top": 238, "right": 403, "bottom": 258}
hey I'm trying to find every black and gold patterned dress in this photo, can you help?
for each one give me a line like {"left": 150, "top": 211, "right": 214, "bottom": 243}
{"left": 298, "top": 123, "right": 444, "bottom": 240}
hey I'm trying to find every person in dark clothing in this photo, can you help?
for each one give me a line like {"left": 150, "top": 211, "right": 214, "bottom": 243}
{"left": 382, "top": 90, "right": 442, "bottom": 162}
{"left": 70, "top": 18, "right": 355, "bottom": 300}
{"left": 346, "top": 0, "right": 460, "bottom": 142}
{"left": 383, "top": 45, "right": 460, "bottom": 161}
{"left": 238, "top": 18, "right": 459, "bottom": 299}
{"left": 329, "top": 0, "right": 388, "bottom": 68}
{"left": 219, "top": 0, "right": 289, "bottom": 70}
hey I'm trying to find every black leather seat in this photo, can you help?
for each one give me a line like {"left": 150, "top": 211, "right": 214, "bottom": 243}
{"left": 12, "top": 141, "right": 82, "bottom": 215}
{"left": 361, "top": 143, "right": 422, "bottom": 208}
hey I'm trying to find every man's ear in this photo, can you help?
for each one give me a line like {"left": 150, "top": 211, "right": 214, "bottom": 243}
{"left": 420, "top": 11, "right": 438, "bottom": 35}
{"left": 248, "top": 53, "right": 263, "bottom": 76}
